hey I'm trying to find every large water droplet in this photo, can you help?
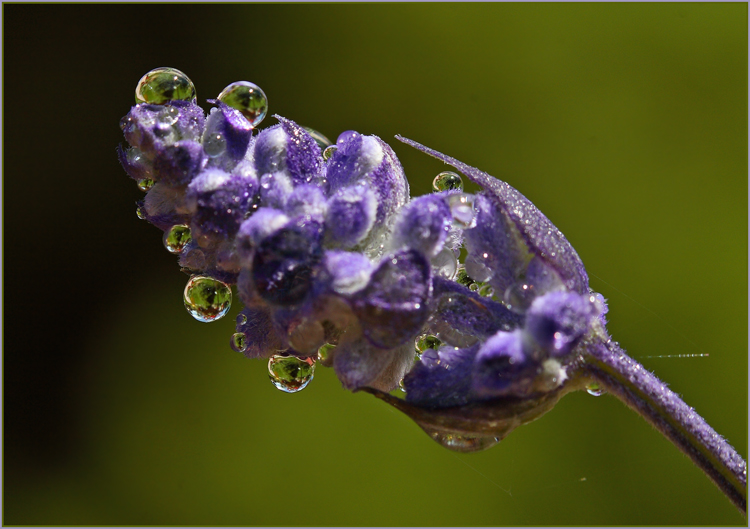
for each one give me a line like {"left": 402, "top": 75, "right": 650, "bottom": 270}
{"left": 336, "top": 130, "right": 358, "bottom": 145}
{"left": 317, "top": 343, "right": 336, "bottom": 363}
{"left": 217, "top": 81, "right": 268, "bottom": 128}
{"left": 163, "top": 224, "right": 192, "bottom": 254}
{"left": 431, "top": 247, "right": 458, "bottom": 280}
{"left": 426, "top": 429, "right": 501, "bottom": 453}
{"left": 203, "top": 131, "right": 227, "bottom": 158}
{"left": 183, "top": 276, "right": 232, "bottom": 322}
{"left": 322, "top": 145, "right": 338, "bottom": 161}
{"left": 268, "top": 355, "right": 315, "bottom": 393}
{"left": 137, "top": 178, "right": 155, "bottom": 192}
{"left": 415, "top": 334, "right": 442, "bottom": 354}
{"left": 135, "top": 67, "right": 196, "bottom": 105}
{"left": 478, "top": 284, "right": 494, "bottom": 298}
{"left": 433, "top": 171, "right": 463, "bottom": 192}
{"left": 503, "top": 281, "right": 537, "bottom": 313}
{"left": 586, "top": 382, "right": 605, "bottom": 397}
{"left": 448, "top": 194, "right": 476, "bottom": 229}
{"left": 230, "top": 332, "right": 247, "bottom": 353}
{"left": 303, "top": 127, "right": 332, "bottom": 149}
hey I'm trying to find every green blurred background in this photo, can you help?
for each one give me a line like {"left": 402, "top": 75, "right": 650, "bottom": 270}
{"left": 3, "top": 3, "right": 747, "bottom": 525}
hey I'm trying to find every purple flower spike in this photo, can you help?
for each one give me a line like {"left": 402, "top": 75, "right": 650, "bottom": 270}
{"left": 205, "top": 99, "right": 253, "bottom": 162}
{"left": 396, "top": 136, "right": 588, "bottom": 295}
{"left": 119, "top": 74, "right": 746, "bottom": 515}
{"left": 350, "top": 249, "right": 431, "bottom": 349}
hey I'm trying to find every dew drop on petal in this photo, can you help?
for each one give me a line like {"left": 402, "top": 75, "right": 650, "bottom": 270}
{"left": 303, "top": 127, "right": 332, "bottom": 149}
{"left": 448, "top": 193, "right": 476, "bottom": 229}
{"left": 431, "top": 247, "right": 458, "bottom": 280}
{"left": 203, "top": 131, "right": 227, "bottom": 158}
{"left": 157, "top": 106, "right": 180, "bottom": 126}
{"left": 183, "top": 275, "right": 232, "bottom": 322}
{"left": 137, "top": 178, "right": 155, "bottom": 192}
{"left": 586, "top": 382, "right": 605, "bottom": 397}
{"left": 415, "top": 334, "right": 442, "bottom": 355}
{"left": 237, "top": 313, "right": 248, "bottom": 326}
{"left": 317, "top": 343, "right": 336, "bottom": 362}
{"left": 268, "top": 355, "right": 315, "bottom": 393}
{"left": 426, "top": 429, "right": 501, "bottom": 453}
{"left": 478, "top": 284, "right": 494, "bottom": 298}
{"left": 136, "top": 204, "right": 146, "bottom": 220}
{"left": 503, "top": 281, "right": 536, "bottom": 314}
{"left": 432, "top": 171, "right": 463, "bottom": 192}
{"left": 322, "top": 145, "right": 338, "bottom": 161}
{"left": 163, "top": 224, "right": 192, "bottom": 254}
{"left": 336, "top": 130, "right": 358, "bottom": 145}
{"left": 135, "top": 67, "right": 196, "bottom": 105}
{"left": 230, "top": 332, "right": 247, "bottom": 353}
{"left": 217, "top": 81, "right": 268, "bottom": 128}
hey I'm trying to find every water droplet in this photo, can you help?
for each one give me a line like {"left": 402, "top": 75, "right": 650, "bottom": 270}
{"left": 448, "top": 194, "right": 476, "bottom": 229}
{"left": 217, "top": 81, "right": 268, "bottom": 128}
{"left": 230, "top": 332, "right": 247, "bottom": 353}
{"left": 586, "top": 382, "right": 605, "bottom": 397}
{"left": 303, "top": 127, "right": 332, "bottom": 149}
{"left": 157, "top": 105, "right": 180, "bottom": 126}
{"left": 237, "top": 313, "right": 248, "bottom": 326}
{"left": 203, "top": 131, "right": 226, "bottom": 157}
{"left": 503, "top": 281, "right": 536, "bottom": 313}
{"left": 137, "top": 178, "right": 155, "bottom": 192}
{"left": 478, "top": 284, "right": 494, "bottom": 298}
{"left": 135, "top": 67, "right": 196, "bottom": 105}
{"left": 431, "top": 247, "right": 458, "bottom": 280}
{"left": 317, "top": 343, "right": 336, "bottom": 362}
{"left": 426, "top": 429, "right": 501, "bottom": 453}
{"left": 468, "top": 282, "right": 480, "bottom": 292}
{"left": 268, "top": 355, "right": 315, "bottom": 393}
{"left": 163, "top": 224, "right": 192, "bottom": 254}
{"left": 136, "top": 204, "right": 146, "bottom": 220}
{"left": 336, "top": 130, "right": 358, "bottom": 145}
{"left": 322, "top": 145, "right": 338, "bottom": 161}
{"left": 183, "top": 276, "right": 232, "bottom": 322}
{"left": 433, "top": 171, "right": 463, "bottom": 192}
{"left": 398, "top": 379, "right": 406, "bottom": 392}
{"left": 415, "top": 334, "right": 442, "bottom": 354}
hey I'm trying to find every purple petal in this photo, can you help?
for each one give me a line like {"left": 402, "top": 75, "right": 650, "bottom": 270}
{"left": 350, "top": 249, "right": 431, "bottom": 349}
{"left": 116, "top": 145, "right": 153, "bottom": 181}
{"left": 276, "top": 116, "right": 324, "bottom": 186}
{"left": 251, "top": 219, "right": 324, "bottom": 307}
{"left": 390, "top": 194, "right": 453, "bottom": 257}
{"left": 152, "top": 140, "right": 207, "bottom": 186}
{"left": 327, "top": 134, "right": 409, "bottom": 225}
{"left": 236, "top": 307, "right": 284, "bottom": 359}
{"left": 472, "top": 330, "right": 537, "bottom": 397}
{"left": 525, "top": 291, "right": 599, "bottom": 355}
{"left": 324, "top": 183, "right": 378, "bottom": 248}
{"left": 333, "top": 337, "right": 398, "bottom": 391}
{"left": 186, "top": 168, "right": 259, "bottom": 240}
{"left": 286, "top": 184, "right": 328, "bottom": 219}
{"left": 403, "top": 344, "right": 479, "bottom": 407}
{"left": 396, "top": 136, "right": 588, "bottom": 294}
{"left": 206, "top": 99, "right": 253, "bottom": 161}
{"left": 323, "top": 251, "right": 374, "bottom": 295}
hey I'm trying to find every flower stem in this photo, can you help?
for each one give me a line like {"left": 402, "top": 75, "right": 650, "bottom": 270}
{"left": 583, "top": 338, "right": 747, "bottom": 514}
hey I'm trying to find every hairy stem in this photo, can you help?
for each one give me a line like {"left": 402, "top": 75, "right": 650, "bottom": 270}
{"left": 583, "top": 338, "right": 747, "bottom": 514}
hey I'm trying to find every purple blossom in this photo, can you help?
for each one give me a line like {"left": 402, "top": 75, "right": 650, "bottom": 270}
{"left": 118, "top": 71, "right": 746, "bottom": 515}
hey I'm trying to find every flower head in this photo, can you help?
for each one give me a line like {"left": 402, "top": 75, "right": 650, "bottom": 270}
{"left": 119, "top": 68, "right": 745, "bottom": 513}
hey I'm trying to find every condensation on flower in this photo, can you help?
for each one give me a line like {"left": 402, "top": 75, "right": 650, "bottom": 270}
{"left": 118, "top": 68, "right": 607, "bottom": 430}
